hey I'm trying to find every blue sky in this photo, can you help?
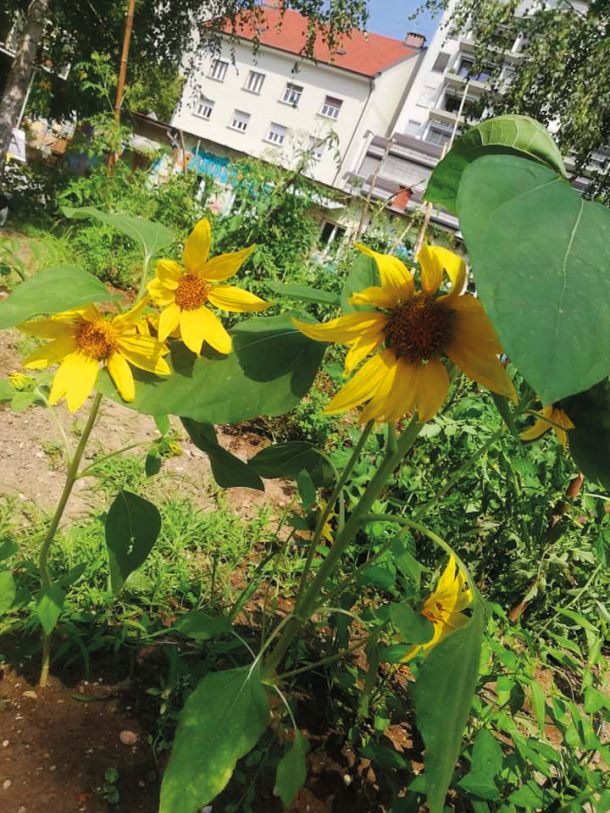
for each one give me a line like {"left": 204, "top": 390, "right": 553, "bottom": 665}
{"left": 366, "top": 0, "right": 440, "bottom": 42}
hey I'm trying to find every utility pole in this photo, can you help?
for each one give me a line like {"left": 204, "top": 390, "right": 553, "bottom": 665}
{"left": 107, "top": 0, "right": 137, "bottom": 173}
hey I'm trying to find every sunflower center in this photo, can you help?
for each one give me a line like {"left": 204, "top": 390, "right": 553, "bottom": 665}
{"left": 76, "top": 320, "right": 118, "bottom": 361}
{"left": 385, "top": 294, "right": 455, "bottom": 362}
{"left": 174, "top": 274, "right": 210, "bottom": 311}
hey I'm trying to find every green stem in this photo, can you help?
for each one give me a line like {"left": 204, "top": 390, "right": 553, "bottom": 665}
{"left": 294, "top": 421, "right": 374, "bottom": 606}
{"left": 37, "top": 393, "right": 103, "bottom": 687}
{"left": 137, "top": 254, "right": 152, "bottom": 301}
{"left": 277, "top": 635, "right": 370, "bottom": 681}
{"left": 263, "top": 418, "right": 422, "bottom": 679}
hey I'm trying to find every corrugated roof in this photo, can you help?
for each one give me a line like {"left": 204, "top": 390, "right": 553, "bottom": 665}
{"left": 223, "top": 6, "right": 421, "bottom": 78}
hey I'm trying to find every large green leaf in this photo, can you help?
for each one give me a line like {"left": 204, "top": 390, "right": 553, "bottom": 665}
{"left": 563, "top": 378, "right": 610, "bottom": 490}
{"left": 389, "top": 602, "right": 434, "bottom": 645}
{"left": 275, "top": 731, "right": 308, "bottom": 806}
{"left": 62, "top": 206, "right": 174, "bottom": 265}
{"left": 37, "top": 584, "right": 66, "bottom": 634}
{"left": 97, "top": 314, "right": 325, "bottom": 424}
{"left": 266, "top": 281, "right": 340, "bottom": 307}
{"left": 340, "top": 253, "right": 379, "bottom": 313}
{"left": 426, "top": 115, "right": 566, "bottom": 215}
{"left": 248, "top": 441, "right": 335, "bottom": 487}
{"left": 182, "top": 419, "right": 264, "bottom": 491}
{"left": 457, "top": 155, "right": 610, "bottom": 404}
{"left": 0, "top": 267, "right": 115, "bottom": 329}
{"left": 0, "top": 570, "right": 16, "bottom": 614}
{"left": 413, "top": 600, "right": 484, "bottom": 813}
{"left": 105, "top": 491, "right": 161, "bottom": 592}
{"left": 160, "top": 666, "right": 270, "bottom": 812}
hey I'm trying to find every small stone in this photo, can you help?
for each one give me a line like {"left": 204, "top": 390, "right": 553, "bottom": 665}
{"left": 119, "top": 730, "right": 138, "bottom": 746}
{"left": 2, "top": 740, "right": 8, "bottom": 748}
{"left": 2, "top": 779, "right": 11, "bottom": 790}
{"left": 138, "top": 780, "right": 146, "bottom": 788}
{"left": 49, "top": 765, "right": 56, "bottom": 772}
{"left": 343, "top": 774, "right": 353, "bottom": 786}
{"left": 22, "top": 690, "right": 38, "bottom": 700}
{"left": 18, "top": 807, "right": 26, "bottom": 813}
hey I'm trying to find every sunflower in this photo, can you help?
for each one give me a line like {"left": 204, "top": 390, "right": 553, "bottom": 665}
{"left": 294, "top": 244, "right": 516, "bottom": 423}
{"left": 401, "top": 554, "right": 473, "bottom": 663}
{"left": 520, "top": 404, "right": 574, "bottom": 447}
{"left": 148, "top": 218, "right": 270, "bottom": 355}
{"left": 19, "top": 298, "right": 170, "bottom": 412}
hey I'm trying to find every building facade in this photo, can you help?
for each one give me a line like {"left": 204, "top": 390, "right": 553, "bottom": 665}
{"left": 171, "top": 4, "right": 425, "bottom": 190}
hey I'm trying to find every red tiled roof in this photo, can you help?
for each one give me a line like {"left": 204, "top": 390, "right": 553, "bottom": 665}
{"left": 223, "top": 6, "right": 421, "bottom": 78}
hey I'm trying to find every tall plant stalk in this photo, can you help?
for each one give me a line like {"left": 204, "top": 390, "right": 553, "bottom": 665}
{"left": 38, "top": 393, "right": 103, "bottom": 687}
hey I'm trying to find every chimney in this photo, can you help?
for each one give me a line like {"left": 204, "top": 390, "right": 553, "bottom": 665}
{"left": 405, "top": 32, "right": 426, "bottom": 49}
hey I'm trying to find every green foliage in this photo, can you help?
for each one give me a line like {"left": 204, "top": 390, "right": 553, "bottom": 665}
{"left": 105, "top": 490, "right": 162, "bottom": 592}
{"left": 98, "top": 314, "right": 326, "bottom": 424}
{"left": 0, "top": 266, "right": 115, "bottom": 329}
{"left": 413, "top": 599, "right": 485, "bottom": 813}
{"left": 425, "top": 114, "right": 566, "bottom": 215}
{"left": 457, "top": 155, "right": 610, "bottom": 403}
{"left": 275, "top": 731, "right": 308, "bottom": 806}
{"left": 0, "top": 570, "right": 16, "bottom": 614}
{"left": 36, "top": 584, "right": 66, "bottom": 634}
{"left": 249, "top": 441, "right": 335, "bottom": 487}
{"left": 563, "top": 378, "right": 610, "bottom": 489}
{"left": 159, "top": 666, "right": 270, "bottom": 813}
{"left": 182, "top": 419, "right": 265, "bottom": 491}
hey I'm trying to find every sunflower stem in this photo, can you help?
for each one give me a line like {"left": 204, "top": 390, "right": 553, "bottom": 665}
{"left": 293, "top": 421, "right": 374, "bottom": 608}
{"left": 263, "top": 418, "right": 422, "bottom": 679}
{"left": 37, "top": 393, "right": 103, "bottom": 687}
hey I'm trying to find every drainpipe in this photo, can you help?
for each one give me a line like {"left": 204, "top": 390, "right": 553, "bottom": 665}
{"left": 332, "top": 74, "right": 375, "bottom": 188}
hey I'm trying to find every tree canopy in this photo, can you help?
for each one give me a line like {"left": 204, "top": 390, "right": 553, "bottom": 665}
{"left": 428, "top": 0, "right": 610, "bottom": 200}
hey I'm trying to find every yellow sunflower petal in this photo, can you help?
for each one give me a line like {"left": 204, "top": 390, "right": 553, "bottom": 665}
{"left": 293, "top": 312, "right": 387, "bottom": 345}
{"left": 344, "top": 333, "right": 383, "bottom": 374}
{"left": 148, "top": 277, "right": 176, "bottom": 306}
{"left": 447, "top": 344, "right": 517, "bottom": 401}
{"left": 107, "top": 352, "right": 135, "bottom": 401}
{"left": 156, "top": 259, "right": 182, "bottom": 289}
{"left": 444, "top": 294, "right": 502, "bottom": 355}
{"left": 23, "top": 336, "right": 77, "bottom": 369}
{"left": 183, "top": 218, "right": 212, "bottom": 274}
{"left": 553, "top": 406, "right": 575, "bottom": 431}
{"left": 323, "top": 351, "right": 390, "bottom": 415}
{"left": 417, "top": 243, "right": 443, "bottom": 294}
{"left": 400, "top": 644, "right": 423, "bottom": 663}
{"left": 359, "top": 352, "right": 402, "bottom": 423}
{"left": 355, "top": 243, "right": 413, "bottom": 289}
{"left": 429, "top": 246, "right": 467, "bottom": 296}
{"left": 18, "top": 318, "right": 75, "bottom": 340}
{"left": 202, "top": 245, "right": 256, "bottom": 282}
{"left": 433, "top": 554, "right": 458, "bottom": 598}
{"left": 520, "top": 416, "right": 551, "bottom": 442}
{"left": 380, "top": 357, "right": 421, "bottom": 422}
{"left": 350, "top": 284, "right": 410, "bottom": 309}
{"left": 117, "top": 336, "right": 171, "bottom": 375}
{"left": 49, "top": 352, "right": 99, "bottom": 412}
{"left": 416, "top": 359, "right": 450, "bottom": 421}
{"left": 179, "top": 306, "right": 232, "bottom": 355}
{"left": 207, "top": 285, "right": 270, "bottom": 313}
{"left": 157, "top": 302, "right": 181, "bottom": 342}
{"left": 113, "top": 295, "right": 151, "bottom": 328}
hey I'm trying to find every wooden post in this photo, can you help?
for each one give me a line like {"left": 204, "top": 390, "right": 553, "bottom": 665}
{"left": 108, "top": 0, "right": 137, "bottom": 173}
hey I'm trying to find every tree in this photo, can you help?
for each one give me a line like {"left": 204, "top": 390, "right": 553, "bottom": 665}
{"left": 0, "top": 0, "right": 50, "bottom": 181}
{"left": 431, "top": 0, "right": 610, "bottom": 200}
{"left": 0, "top": 0, "right": 370, "bottom": 180}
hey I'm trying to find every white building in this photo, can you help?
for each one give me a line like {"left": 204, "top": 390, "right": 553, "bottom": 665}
{"left": 345, "top": 0, "right": 600, "bottom": 231}
{"left": 171, "top": 2, "right": 425, "bottom": 190}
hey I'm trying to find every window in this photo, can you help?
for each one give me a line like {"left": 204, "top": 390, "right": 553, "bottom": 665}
{"left": 456, "top": 57, "right": 490, "bottom": 82}
{"left": 194, "top": 95, "right": 214, "bottom": 120}
{"left": 432, "top": 51, "right": 451, "bottom": 73}
{"left": 209, "top": 59, "right": 229, "bottom": 82}
{"left": 441, "top": 91, "right": 463, "bottom": 114}
{"left": 404, "top": 119, "right": 422, "bottom": 137}
{"left": 282, "top": 82, "right": 303, "bottom": 106}
{"left": 245, "top": 70, "right": 265, "bottom": 94}
{"left": 424, "top": 121, "right": 454, "bottom": 146}
{"left": 320, "top": 96, "right": 343, "bottom": 119}
{"left": 319, "top": 221, "right": 346, "bottom": 248}
{"left": 265, "top": 122, "right": 287, "bottom": 145}
{"left": 308, "top": 136, "right": 324, "bottom": 161}
{"left": 229, "top": 110, "right": 250, "bottom": 132}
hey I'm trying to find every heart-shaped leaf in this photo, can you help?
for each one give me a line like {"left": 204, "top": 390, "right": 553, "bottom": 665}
{"left": 457, "top": 155, "right": 610, "bottom": 403}
{"left": 426, "top": 114, "right": 566, "bottom": 215}
{"left": 105, "top": 491, "right": 161, "bottom": 592}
